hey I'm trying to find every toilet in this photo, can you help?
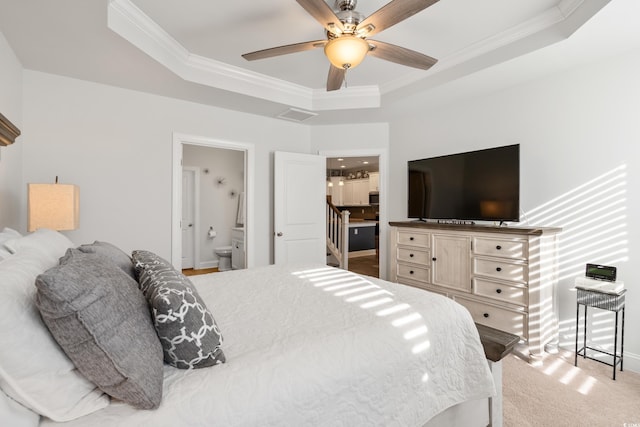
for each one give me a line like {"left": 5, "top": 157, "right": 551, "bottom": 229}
{"left": 214, "top": 246, "right": 232, "bottom": 271}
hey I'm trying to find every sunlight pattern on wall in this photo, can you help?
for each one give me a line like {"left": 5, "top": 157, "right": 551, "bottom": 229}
{"left": 523, "top": 164, "right": 628, "bottom": 362}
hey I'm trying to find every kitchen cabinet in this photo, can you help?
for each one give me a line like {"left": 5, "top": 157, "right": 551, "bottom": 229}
{"left": 231, "top": 227, "right": 245, "bottom": 270}
{"left": 348, "top": 223, "right": 376, "bottom": 252}
{"left": 342, "top": 179, "right": 369, "bottom": 205}
{"left": 368, "top": 172, "right": 379, "bottom": 192}
{"left": 327, "top": 177, "right": 343, "bottom": 205}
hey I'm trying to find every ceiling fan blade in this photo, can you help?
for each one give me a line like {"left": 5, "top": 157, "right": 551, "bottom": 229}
{"left": 357, "top": 0, "right": 439, "bottom": 37}
{"left": 242, "top": 40, "right": 327, "bottom": 61}
{"left": 327, "top": 66, "right": 346, "bottom": 91}
{"left": 367, "top": 40, "right": 437, "bottom": 70}
{"left": 296, "top": 0, "right": 345, "bottom": 34}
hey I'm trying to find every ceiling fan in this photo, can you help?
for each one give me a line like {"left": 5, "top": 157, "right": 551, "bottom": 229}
{"left": 242, "top": 0, "right": 439, "bottom": 91}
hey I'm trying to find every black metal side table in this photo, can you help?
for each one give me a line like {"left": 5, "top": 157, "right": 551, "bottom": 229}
{"left": 574, "top": 287, "right": 626, "bottom": 380}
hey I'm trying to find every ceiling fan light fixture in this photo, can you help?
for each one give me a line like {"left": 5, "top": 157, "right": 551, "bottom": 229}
{"left": 324, "top": 35, "right": 369, "bottom": 69}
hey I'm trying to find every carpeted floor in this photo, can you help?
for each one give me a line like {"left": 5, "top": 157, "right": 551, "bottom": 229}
{"left": 503, "top": 348, "right": 640, "bottom": 427}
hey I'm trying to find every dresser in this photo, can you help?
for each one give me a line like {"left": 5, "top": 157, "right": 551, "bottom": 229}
{"left": 389, "top": 221, "right": 562, "bottom": 361}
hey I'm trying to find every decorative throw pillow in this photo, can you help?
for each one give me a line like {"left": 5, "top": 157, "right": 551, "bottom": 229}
{"left": 35, "top": 249, "right": 164, "bottom": 409}
{"left": 131, "top": 249, "right": 173, "bottom": 280}
{"left": 0, "top": 245, "right": 109, "bottom": 422}
{"left": 77, "top": 241, "right": 136, "bottom": 280}
{"left": 132, "top": 250, "right": 226, "bottom": 369}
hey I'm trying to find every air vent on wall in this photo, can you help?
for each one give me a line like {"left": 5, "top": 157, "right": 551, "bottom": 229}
{"left": 277, "top": 108, "right": 318, "bottom": 123}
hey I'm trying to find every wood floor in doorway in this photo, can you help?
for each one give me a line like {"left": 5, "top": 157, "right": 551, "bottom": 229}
{"left": 348, "top": 255, "right": 379, "bottom": 278}
{"left": 182, "top": 267, "right": 219, "bottom": 276}
{"left": 183, "top": 257, "right": 379, "bottom": 279}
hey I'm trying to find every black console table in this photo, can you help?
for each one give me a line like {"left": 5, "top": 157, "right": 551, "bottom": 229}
{"left": 574, "top": 287, "right": 626, "bottom": 380}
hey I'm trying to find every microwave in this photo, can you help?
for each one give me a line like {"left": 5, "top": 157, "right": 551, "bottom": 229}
{"left": 369, "top": 191, "right": 379, "bottom": 205}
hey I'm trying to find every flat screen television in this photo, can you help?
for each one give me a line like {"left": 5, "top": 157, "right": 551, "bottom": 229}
{"left": 408, "top": 144, "right": 520, "bottom": 222}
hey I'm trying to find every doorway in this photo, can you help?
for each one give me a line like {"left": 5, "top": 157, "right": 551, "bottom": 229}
{"left": 181, "top": 167, "right": 198, "bottom": 270}
{"left": 171, "top": 133, "right": 255, "bottom": 272}
{"left": 321, "top": 149, "right": 387, "bottom": 280}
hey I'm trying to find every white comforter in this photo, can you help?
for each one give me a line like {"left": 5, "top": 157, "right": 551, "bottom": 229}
{"left": 43, "top": 264, "right": 495, "bottom": 426}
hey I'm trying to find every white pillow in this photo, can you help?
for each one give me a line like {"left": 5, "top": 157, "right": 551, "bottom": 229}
{"left": 0, "top": 227, "right": 22, "bottom": 260}
{"left": 0, "top": 388, "right": 40, "bottom": 427}
{"left": 0, "top": 235, "right": 110, "bottom": 421}
{"left": 3, "top": 228, "right": 72, "bottom": 257}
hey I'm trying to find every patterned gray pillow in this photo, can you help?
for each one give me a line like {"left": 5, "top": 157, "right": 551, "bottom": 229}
{"left": 35, "top": 249, "right": 164, "bottom": 409}
{"left": 132, "top": 250, "right": 226, "bottom": 369}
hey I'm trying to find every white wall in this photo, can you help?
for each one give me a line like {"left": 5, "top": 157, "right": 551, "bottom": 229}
{"left": 21, "top": 70, "right": 310, "bottom": 266}
{"left": 0, "top": 32, "right": 23, "bottom": 229}
{"left": 388, "top": 48, "right": 640, "bottom": 371}
{"left": 183, "top": 145, "right": 244, "bottom": 268}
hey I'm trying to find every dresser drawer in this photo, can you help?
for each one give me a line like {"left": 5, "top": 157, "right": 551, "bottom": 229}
{"left": 397, "top": 231, "right": 430, "bottom": 248}
{"left": 455, "top": 296, "right": 527, "bottom": 338}
{"left": 473, "top": 278, "right": 527, "bottom": 307}
{"left": 397, "top": 247, "right": 430, "bottom": 265}
{"left": 473, "top": 258, "right": 527, "bottom": 283}
{"left": 397, "top": 263, "right": 430, "bottom": 284}
{"left": 473, "top": 237, "right": 527, "bottom": 260}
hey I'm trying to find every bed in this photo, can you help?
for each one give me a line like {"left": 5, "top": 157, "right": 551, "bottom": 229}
{"left": 0, "top": 228, "right": 496, "bottom": 427}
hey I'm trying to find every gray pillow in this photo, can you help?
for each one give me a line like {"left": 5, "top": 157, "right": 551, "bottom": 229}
{"left": 132, "top": 250, "right": 226, "bottom": 369}
{"left": 77, "top": 241, "right": 136, "bottom": 280}
{"left": 35, "top": 249, "right": 164, "bottom": 409}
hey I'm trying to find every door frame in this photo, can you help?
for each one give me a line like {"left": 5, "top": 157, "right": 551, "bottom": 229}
{"left": 172, "top": 133, "right": 255, "bottom": 270}
{"left": 318, "top": 148, "right": 388, "bottom": 280}
{"left": 182, "top": 166, "right": 200, "bottom": 269}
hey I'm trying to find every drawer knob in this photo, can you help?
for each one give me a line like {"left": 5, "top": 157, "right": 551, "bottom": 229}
{"left": 496, "top": 245, "right": 502, "bottom": 250}
{"left": 409, "top": 270, "right": 414, "bottom": 275}
{"left": 496, "top": 267, "right": 502, "bottom": 272}
{"left": 410, "top": 237, "right": 415, "bottom": 241}
{"left": 496, "top": 288, "right": 502, "bottom": 294}
{"left": 432, "top": 257, "right": 437, "bottom": 261}
{"left": 409, "top": 253, "right": 414, "bottom": 258}
{"left": 483, "top": 313, "right": 490, "bottom": 318}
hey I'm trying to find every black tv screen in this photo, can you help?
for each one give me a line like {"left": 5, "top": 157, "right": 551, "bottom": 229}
{"left": 408, "top": 144, "right": 520, "bottom": 222}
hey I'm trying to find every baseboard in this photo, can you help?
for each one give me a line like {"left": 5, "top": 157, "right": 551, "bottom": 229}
{"left": 196, "top": 260, "right": 217, "bottom": 269}
{"left": 622, "top": 350, "right": 640, "bottom": 374}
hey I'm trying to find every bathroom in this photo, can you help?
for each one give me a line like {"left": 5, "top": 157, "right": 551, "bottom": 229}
{"left": 182, "top": 144, "right": 245, "bottom": 273}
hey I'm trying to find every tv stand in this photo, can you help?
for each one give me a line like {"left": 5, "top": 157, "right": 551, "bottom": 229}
{"left": 389, "top": 221, "right": 562, "bottom": 362}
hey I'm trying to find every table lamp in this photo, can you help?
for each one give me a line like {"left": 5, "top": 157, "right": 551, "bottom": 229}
{"left": 28, "top": 179, "right": 79, "bottom": 232}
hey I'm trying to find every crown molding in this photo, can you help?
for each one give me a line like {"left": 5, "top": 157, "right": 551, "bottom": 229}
{"left": 380, "top": 0, "right": 584, "bottom": 95}
{"left": 107, "top": 0, "right": 381, "bottom": 112}
{"left": 312, "top": 85, "right": 381, "bottom": 111}
{"left": 108, "top": 0, "right": 598, "bottom": 114}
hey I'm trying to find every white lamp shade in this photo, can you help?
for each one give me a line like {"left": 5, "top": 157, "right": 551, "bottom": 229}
{"left": 28, "top": 183, "right": 80, "bottom": 232}
{"left": 324, "top": 35, "right": 369, "bottom": 69}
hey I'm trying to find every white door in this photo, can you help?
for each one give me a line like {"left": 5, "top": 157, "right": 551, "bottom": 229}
{"left": 274, "top": 151, "right": 326, "bottom": 265}
{"left": 181, "top": 169, "right": 195, "bottom": 269}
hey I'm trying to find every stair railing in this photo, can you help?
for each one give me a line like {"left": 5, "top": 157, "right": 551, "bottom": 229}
{"left": 326, "top": 198, "right": 349, "bottom": 269}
